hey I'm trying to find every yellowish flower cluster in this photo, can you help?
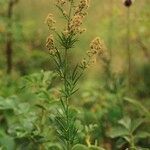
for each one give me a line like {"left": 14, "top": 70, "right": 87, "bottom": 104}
{"left": 45, "top": 13, "right": 56, "bottom": 30}
{"left": 75, "top": 0, "right": 89, "bottom": 16}
{"left": 56, "top": 0, "right": 66, "bottom": 5}
{"left": 88, "top": 37, "right": 105, "bottom": 56}
{"left": 81, "top": 58, "right": 89, "bottom": 69}
{"left": 81, "top": 37, "right": 106, "bottom": 69}
{"left": 66, "top": 0, "right": 90, "bottom": 35}
{"left": 68, "top": 14, "right": 86, "bottom": 34}
{"left": 46, "top": 35, "right": 57, "bottom": 55}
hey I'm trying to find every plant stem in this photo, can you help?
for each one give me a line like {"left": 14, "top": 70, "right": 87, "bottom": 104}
{"left": 54, "top": 1, "right": 79, "bottom": 149}
{"left": 64, "top": 48, "right": 70, "bottom": 150}
{"left": 108, "top": 0, "right": 114, "bottom": 60}
{"left": 127, "top": 7, "right": 131, "bottom": 92}
{"left": 130, "top": 134, "right": 136, "bottom": 150}
{"left": 63, "top": 1, "right": 74, "bottom": 149}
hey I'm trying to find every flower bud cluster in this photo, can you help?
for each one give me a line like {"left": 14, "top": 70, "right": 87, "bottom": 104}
{"left": 75, "top": 0, "right": 89, "bottom": 16}
{"left": 46, "top": 35, "right": 57, "bottom": 55}
{"left": 45, "top": 13, "right": 56, "bottom": 30}
{"left": 81, "top": 37, "right": 106, "bottom": 69}
{"left": 56, "top": 0, "right": 66, "bottom": 5}
{"left": 88, "top": 37, "right": 105, "bottom": 56}
{"left": 66, "top": 0, "right": 90, "bottom": 35}
{"left": 68, "top": 14, "right": 86, "bottom": 34}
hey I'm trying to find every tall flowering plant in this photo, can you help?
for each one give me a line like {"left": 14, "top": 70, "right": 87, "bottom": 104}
{"left": 45, "top": 0, "right": 106, "bottom": 149}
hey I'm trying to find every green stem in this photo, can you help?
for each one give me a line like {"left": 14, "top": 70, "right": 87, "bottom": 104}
{"left": 130, "top": 135, "right": 136, "bottom": 150}
{"left": 108, "top": 0, "right": 114, "bottom": 60}
{"left": 62, "top": 45, "right": 71, "bottom": 150}
{"left": 56, "top": 1, "right": 76, "bottom": 149}
{"left": 64, "top": 48, "right": 70, "bottom": 150}
{"left": 127, "top": 7, "right": 131, "bottom": 92}
{"left": 63, "top": 2, "right": 74, "bottom": 148}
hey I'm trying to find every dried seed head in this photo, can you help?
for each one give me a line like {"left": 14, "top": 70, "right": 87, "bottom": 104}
{"left": 56, "top": 0, "right": 66, "bottom": 5}
{"left": 81, "top": 58, "right": 89, "bottom": 69}
{"left": 46, "top": 35, "right": 57, "bottom": 55}
{"left": 66, "top": 0, "right": 90, "bottom": 35}
{"left": 123, "top": 0, "right": 133, "bottom": 7}
{"left": 75, "top": 0, "right": 90, "bottom": 15}
{"left": 80, "top": 37, "right": 106, "bottom": 69}
{"left": 89, "top": 37, "right": 105, "bottom": 56}
{"left": 69, "top": 14, "right": 84, "bottom": 34}
{"left": 45, "top": 13, "right": 56, "bottom": 30}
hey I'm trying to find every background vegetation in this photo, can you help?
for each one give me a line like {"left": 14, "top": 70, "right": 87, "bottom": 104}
{"left": 0, "top": 0, "right": 149, "bottom": 149}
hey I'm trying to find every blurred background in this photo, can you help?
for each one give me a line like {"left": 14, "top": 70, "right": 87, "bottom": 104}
{"left": 0, "top": 0, "right": 149, "bottom": 74}
{"left": 0, "top": 0, "right": 149, "bottom": 149}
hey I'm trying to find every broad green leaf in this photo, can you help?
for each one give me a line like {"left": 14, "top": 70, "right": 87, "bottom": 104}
{"left": 14, "top": 103, "right": 30, "bottom": 115}
{"left": 135, "top": 131, "right": 150, "bottom": 139}
{"left": 118, "top": 117, "right": 131, "bottom": 130}
{"left": 0, "top": 96, "right": 17, "bottom": 110}
{"left": 131, "top": 119, "right": 144, "bottom": 133}
{"left": 109, "top": 127, "right": 129, "bottom": 138}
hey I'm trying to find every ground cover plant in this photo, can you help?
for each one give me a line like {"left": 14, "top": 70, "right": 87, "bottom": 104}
{"left": 0, "top": 0, "right": 149, "bottom": 150}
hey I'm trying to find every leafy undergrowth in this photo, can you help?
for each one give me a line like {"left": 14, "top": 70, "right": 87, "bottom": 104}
{"left": 0, "top": 71, "right": 149, "bottom": 150}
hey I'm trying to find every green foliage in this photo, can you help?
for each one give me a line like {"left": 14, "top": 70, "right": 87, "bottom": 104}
{"left": 88, "top": 146, "right": 105, "bottom": 150}
{"left": 133, "top": 63, "right": 150, "bottom": 98}
{"left": 72, "top": 144, "right": 105, "bottom": 150}
{"left": 72, "top": 144, "right": 88, "bottom": 150}
{"left": 0, "top": 71, "right": 59, "bottom": 149}
{"left": 0, "top": 0, "right": 149, "bottom": 149}
{"left": 109, "top": 116, "right": 150, "bottom": 149}
{"left": 124, "top": 97, "right": 150, "bottom": 118}
{"left": 0, "top": 130, "right": 15, "bottom": 150}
